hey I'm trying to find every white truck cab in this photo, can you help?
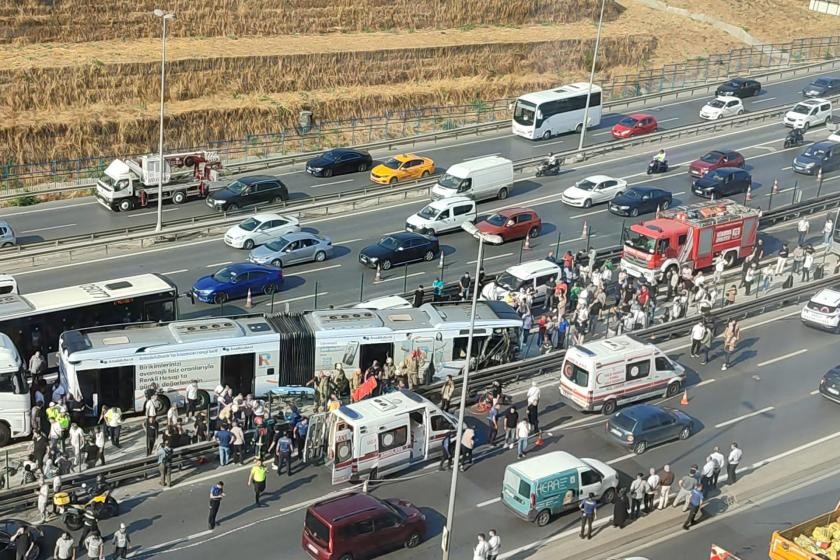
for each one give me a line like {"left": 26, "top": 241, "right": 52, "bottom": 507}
{"left": 0, "top": 333, "right": 30, "bottom": 446}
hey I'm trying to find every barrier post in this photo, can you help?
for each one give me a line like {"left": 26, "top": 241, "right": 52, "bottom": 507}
{"left": 791, "top": 181, "right": 798, "bottom": 205}
{"left": 817, "top": 167, "right": 824, "bottom": 198}
{"left": 554, "top": 230, "right": 562, "bottom": 257}
{"left": 518, "top": 241, "right": 524, "bottom": 264}
{"left": 585, "top": 225, "right": 593, "bottom": 253}
{"left": 403, "top": 266, "right": 409, "bottom": 293}
{"left": 359, "top": 274, "right": 365, "bottom": 301}
{"left": 270, "top": 292, "right": 275, "bottom": 313}
{"left": 313, "top": 281, "right": 319, "bottom": 309}
{"left": 3, "top": 450, "right": 8, "bottom": 489}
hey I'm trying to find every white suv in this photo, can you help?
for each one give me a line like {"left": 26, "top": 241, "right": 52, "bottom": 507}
{"left": 784, "top": 98, "right": 833, "bottom": 130}
{"left": 481, "top": 259, "right": 562, "bottom": 309}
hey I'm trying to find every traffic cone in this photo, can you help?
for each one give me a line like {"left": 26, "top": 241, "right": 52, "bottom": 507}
{"left": 581, "top": 219, "right": 588, "bottom": 239}
{"left": 680, "top": 390, "right": 689, "bottom": 406}
{"left": 245, "top": 289, "right": 253, "bottom": 308}
{"left": 375, "top": 264, "right": 382, "bottom": 282}
{"left": 523, "top": 235, "right": 531, "bottom": 250}
{"left": 772, "top": 178, "right": 780, "bottom": 194}
{"left": 535, "top": 432, "right": 545, "bottom": 447}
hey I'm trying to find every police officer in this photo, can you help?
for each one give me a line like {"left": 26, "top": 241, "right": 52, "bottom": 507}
{"left": 248, "top": 458, "right": 268, "bottom": 506}
{"left": 293, "top": 417, "right": 309, "bottom": 463}
{"left": 208, "top": 481, "right": 224, "bottom": 530}
{"left": 269, "top": 430, "right": 293, "bottom": 476}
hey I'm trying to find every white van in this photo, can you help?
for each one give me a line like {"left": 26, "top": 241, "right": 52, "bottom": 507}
{"left": 304, "top": 390, "right": 456, "bottom": 484}
{"left": 481, "top": 259, "right": 562, "bottom": 309}
{"left": 431, "top": 156, "right": 514, "bottom": 202}
{"left": 559, "top": 335, "right": 685, "bottom": 415}
{"left": 784, "top": 98, "right": 833, "bottom": 129}
{"left": 405, "top": 196, "right": 477, "bottom": 235}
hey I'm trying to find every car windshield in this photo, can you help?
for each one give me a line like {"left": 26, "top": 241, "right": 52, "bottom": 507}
{"left": 618, "top": 117, "right": 638, "bottom": 126}
{"left": 575, "top": 179, "right": 597, "bottom": 191}
{"left": 225, "top": 180, "right": 246, "bottom": 194}
{"left": 513, "top": 100, "right": 536, "bottom": 126}
{"left": 700, "top": 152, "right": 723, "bottom": 163}
{"left": 494, "top": 271, "right": 521, "bottom": 291}
{"left": 708, "top": 99, "right": 725, "bottom": 108}
{"left": 382, "top": 500, "right": 407, "bottom": 520}
{"left": 803, "top": 147, "right": 828, "bottom": 158}
{"left": 813, "top": 78, "right": 830, "bottom": 87}
{"left": 238, "top": 218, "right": 260, "bottom": 232}
{"left": 485, "top": 213, "right": 508, "bottom": 226}
{"left": 320, "top": 150, "right": 339, "bottom": 162}
{"left": 611, "top": 412, "right": 637, "bottom": 431}
{"left": 417, "top": 205, "right": 439, "bottom": 219}
{"left": 212, "top": 267, "right": 237, "bottom": 283}
{"left": 382, "top": 158, "right": 403, "bottom": 170}
{"left": 725, "top": 80, "right": 742, "bottom": 87}
{"left": 437, "top": 172, "right": 463, "bottom": 190}
{"left": 624, "top": 231, "right": 656, "bottom": 253}
{"left": 708, "top": 171, "right": 726, "bottom": 181}
{"left": 622, "top": 189, "right": 642, "bottom": 199}
{"left": 792, "top": 104, "right": 811, "bottom": 115}
{"left": 265, "top": 237, "right": 289, "bottom": 251}
{"left": 379, "top": 236, "right": 400, "bottom": 250}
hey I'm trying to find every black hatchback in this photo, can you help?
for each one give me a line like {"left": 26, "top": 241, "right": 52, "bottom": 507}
{"left": 206, "top": 175, "right": 289, "bottom": 212}
{"left": 306, "top": 148, "right": 373, "bottom": 178}
{"left": 608, "top": 186, "right": 672, "bottom": 217}
{"left": 716, "top": 78, "right": 761, "bottom": 99}
{"left": 692, "top": 167, "right": 751, "bottom": 198}
{"left": 606, "top": 404, "right": 694, "bottom": 454}
{"left": 359, "top": 231, "right": 439, "bottom": 270}
{"left": 819, "top": 366, "right": 840, "bottom": 404}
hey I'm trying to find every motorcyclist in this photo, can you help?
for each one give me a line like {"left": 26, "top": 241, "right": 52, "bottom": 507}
{"left": 547, "top": 152, "right": 559, "bottom": 167}
{"left": 788, "top": 124, "right": 804, "bottom": 145}
{"left": 650, "top": 149, "right": 667, "bottom": 172}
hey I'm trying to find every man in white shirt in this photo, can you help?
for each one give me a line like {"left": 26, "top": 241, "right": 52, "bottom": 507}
{"left": 526, "top": 381, "right": 541, "bottom": 408}
{"left": 727, "top": 442, "right": 743, "bottom": 483}
{"left": 473, "top": 533, "right": 489, "bottom": 560}
{"left": 690, "top": 322, "right": 706, "bottom": 358}
{"left": 186, "top": 380, "right": 199, "bottom": 417}
{"left": 68, "top": 423, "right": 85, "bottom": 469}
{"left": 516, "top": 419, "right": 530, "bottom": 458}
{"left": 824, "top": 218, "right": 834, "bottom": 246}
{"left": 487, "top": 529, "right": 501, "bottom": 560}
{"left": 645, "top": 467, "right": 660, "bottom": 513}
{"left": 710, "top": 446, "right": 725, "bottom": 487}
{"left": 798, "top": 217, "right": 810, "bottom": 246}
{"left": 700, "top": 456, "right": 716, "bottom": 495}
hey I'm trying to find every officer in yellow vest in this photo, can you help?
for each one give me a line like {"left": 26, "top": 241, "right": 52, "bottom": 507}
{"left": 247, "top": 459, "right": 267, "bottom": 507}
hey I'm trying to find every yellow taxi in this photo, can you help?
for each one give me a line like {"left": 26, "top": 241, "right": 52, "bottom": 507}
{"left": 369, "top": 153, "right": 435, "bottom": 185}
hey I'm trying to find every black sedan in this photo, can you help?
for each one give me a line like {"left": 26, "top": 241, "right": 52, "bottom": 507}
{"left": 819, "top": 366, "right": 840, "bottom": 404}
{"left": 359, "top": 231, "right": 439, "bottom": 270}
{"left": 608, "top": 186, "right": 672, "bottom": 217}
{"left": 306, "top": 148, "right": 373, "bottom": 177}
{"left": 715, "top": 78, "right": 761, "bottom": 98}
{"left": 606, "top": 404, "right": 694, "bottom": 454}
{"left": 0, "top": 519, "right": 42, "bottom": 560}
{"left": 692, "top": 167, "right": 751, "bottom": 198}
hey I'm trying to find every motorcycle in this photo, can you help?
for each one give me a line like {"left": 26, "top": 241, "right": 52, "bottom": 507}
{"left": 647, "top": 159, "right": 669, "bottom": 174}
{"left": 783, "top": 129, "right": 804, "bottom": 149}
{"left": 536, "top": 158, "right": 561, "bottom": 177}
{"left": 54, "top": 481, "right": 119, "bottom": 530}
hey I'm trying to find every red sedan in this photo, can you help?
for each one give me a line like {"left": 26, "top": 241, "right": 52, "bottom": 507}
{"left": 688, "top": 149, "right": 746, "bottom": 179}
{"left": 611, "top": 113, "right": 658, "bottom": 139}
{"left": 475, "top": 207, "right": 541, "bottom": 243}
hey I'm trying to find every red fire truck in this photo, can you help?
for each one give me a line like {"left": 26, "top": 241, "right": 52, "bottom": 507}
{"left": 620, "top": 199, "right": 760, "bottom": 283}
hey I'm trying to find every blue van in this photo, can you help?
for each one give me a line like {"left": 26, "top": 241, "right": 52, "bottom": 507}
{"left": 501, "top": 451, "right": 618, "bottom": 527}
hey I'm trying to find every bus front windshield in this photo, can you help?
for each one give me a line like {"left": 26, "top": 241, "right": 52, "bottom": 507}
{"left": 624, "top": 231, "right": 656, "bottom": 254}
{"left": 513, "top": 100, "right": 536, "bottom": 126}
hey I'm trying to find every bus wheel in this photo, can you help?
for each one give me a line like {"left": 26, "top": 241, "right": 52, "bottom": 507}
{"left": 0, "top": 423, "right": 10, "bottom": 447}
{"left": 542, "top": 130, "right": 552, "bottom": 140}
{"left": 195, "top": 389, "right": 211, "bottom": 411}
{"left": 154, "top": 395, "right": 171, "bottom": 415}
{"left": 602, "top": 399, "right": 617, "bottom": 415}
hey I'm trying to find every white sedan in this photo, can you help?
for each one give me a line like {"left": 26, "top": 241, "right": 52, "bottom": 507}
{"left": 699, "top": 96, "right": 744, "bottom": 120}
{"left": 561, "top": 175, "right": 628, "bottom": 208}
{"left": 224, "top": 213, "right": 301, "bottom": 249}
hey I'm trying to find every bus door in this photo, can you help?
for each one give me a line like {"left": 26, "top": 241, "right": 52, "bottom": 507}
{"left": 221, "top": 353, "right": 254, "bottom": 396}
{"left": 303, "top": 412, "right": 328, "bottom": 466}
{"left": 332, "top": 427, "right": 354, "bottom": 484}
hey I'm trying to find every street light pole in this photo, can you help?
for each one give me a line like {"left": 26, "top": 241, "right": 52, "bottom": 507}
{"left": 577, "top": 0, "right": 607, "bottom": 152}
{"left": 442, "top": 225, "right": 503, "bottom": 560}
{"left": 154, "top": 9, "right": 175, "bottom": 233}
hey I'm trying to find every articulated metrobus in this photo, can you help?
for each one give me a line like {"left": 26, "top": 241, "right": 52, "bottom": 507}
{"left": 0, "top": 274, "right": 178, "bottom": 368}
{"left": 512, "top": 82, "right": 603, "bottom": 140}
{"left": 57, "top": 301, "right": 522, "bottom": 413}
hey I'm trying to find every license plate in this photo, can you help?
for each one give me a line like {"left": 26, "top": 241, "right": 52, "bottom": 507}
{"left": 828, "top": 388, "right": 839, "bottom": 396}
{"left": 610, "top": 428, "right": 623, "bottom": 437}
{"left": 307, "top": 543, "right": 319, "bottom": 554}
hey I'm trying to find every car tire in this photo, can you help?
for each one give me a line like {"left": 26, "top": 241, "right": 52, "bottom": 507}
{"left": 543, "top": 130, "right": 552, "bottom": 140}
{"left": 271, "top": 196, "right": 284, "bottom": 204}
{"left": 803, "top": 122, "right": 810, "bottom": 132}
{"left": 263, "top": 283, "right": 277, "bottom": 295}
{"left": 243, "top": 239, "right": 255, "bottom": 250}
{"left": 659, "top": 199, "right": 671, "bottom": 210}
{"left": 602, "top": 399, "right": 617, "bottom": 415}
{"left": 405, "top": 533, "right": 422, "bottom": 549}
{"left": 172, "top": 190, "right": 187, "bottom": 204}
{"left": 358, "top": 162, "right": 368, "bottom": 173}
{"left": 583, "top": 198, "right": 592, "bottom": 208}
{"left": 424, "top": 250, "right": 435, "bottom": 261}
{"left": 535, "top": 509, "right": 551, "bottom": 527}
{"left": 528, "top": 226, "right": 540, "bottom": 238}
{"left": 65, "top": 511, "right": 84, "bottom": 530}
{"left": 389, "top": 177, "right": 398, "bottom": 185}
{"left": 421, "top": 170, "right": 430, "bottom": 178}
{"left": 633, "top": 441, "right": 648, "bottom": 454}
{"left": 323, "top": 168, "right": 333, "bottom": 178}
{"left": 497, "top": 187, "right": 509, "bottom": 200}
{"left": 271, "top": 259, "right": 283, "bottom": 268}
{"left": 226, "top": 203, "right": 239, "bottom": 212}
{"left": 737, "top": 109, "right": 744, "bottom": 115}
{"left": 1, "top": 242, "right": 12, "bottom": 248}
{"left": 381, "top": 259, "right": 392, "bottom": 270}
{"left": 601, "top": 487, "right": 616, "bottom": 505}
{"left": 630, "top": 208, "right": 639, "bottom": 217}
{"left": 666, "top": 380, "right": 681, "bottom": 397}
{"left": 679, "top": 425, "right": 692, "bottom": 440}
{"left": 314, "top": 250, "right": 327, "bottom": 262}
{"left": 576, "top": 123, "right": 584, "bottom": 133}
{"left": 213, "top": 293, "right": 228, "bottom": 305}
{"left": 0, "top": 423, "right": 10, "bottom": 447}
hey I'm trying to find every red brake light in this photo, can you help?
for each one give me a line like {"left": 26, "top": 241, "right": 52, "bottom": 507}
{"left": 530, "top": 493, "right": 536, "bottom": 509}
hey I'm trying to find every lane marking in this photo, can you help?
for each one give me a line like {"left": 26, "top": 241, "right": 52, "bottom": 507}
{"left": 570, "top": 208, "right": 608, "bottom": 219}
{"left": 468, "top": 252, "right": 512, "bottom": 265}
{"left": 657, "top": 117, "right": 680, "bottom": 123}
{"left": 294, "top": 264, "right": 341, "bottom": 275}
{"left": 126, "top": 208, "right": 180, "bottom": 218}
{"left": 605, "top": 452, "right": 636, "bottom": 465}
{"left": 0, "top": 201, "right": 98, "bottom": 217}
{"left": 466, "top": 153, "right": 501, "bottom": 160}
{"left": 782, "top": 165, "right": 793, "bottom": 170}
{"left": 334, "top": 238, "right": 362, "bottom": 244}
{"left": 19, "top": 223, "right": 77, "bottom": 233}
{"left": 204, "top": 261, "right": 231, "bottom": 268}
{"left": 696, "top": 378, "right": 716, "bottom": 387}
{"left": 476, "top": 497, "right": 501, "bottom": 508}
{"left": 263, "top": 292, "right": 330, "bottom": 306}
{"left": 161, "top": 269, "right": 189, "bottom": 275}
{"left": 810, "top": 389, "right": 820, "bottom": 395}
{"left": 757, "top": 348, "right": 808, "bottom": 367}
{"left": 752, "top": 97, "right": 777, "bottom": 103}
{"left": 309, "top": 179, "right": 354, "bottom": 189}
{"left": 378, "top": 271, "right": 425, "bottom": 283}
{"left": 714, "top": 406, "right": 775, "bottom": 428}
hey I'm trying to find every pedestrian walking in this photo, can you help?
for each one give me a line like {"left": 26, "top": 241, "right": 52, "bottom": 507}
{"left": 699, "top": 321, "right": 713, "bottom": 365}
{"left": 503, "top": 406, "right": 518, "bottom": 449}
{"left": 230, "top": 423, "right": 245, "bottom": 464}
{"left": 526, "top": 401, "right": 539, "bottom": 435}
{"left": 613, "top": 488, "right": 628, "bottom": 529}
{"left": 157, "top": 442, "right": 172, "bottom": 487}
{"left": 487, "top": 403, "right": 500, "bottom": 446}
{"left": 459, "top": 272, "right": 472, "bottom": 301}
{"left": 185, "top": 380, "right": 199, "bottom": 418}
{"left": 645, "top": 467, "right": 660, "bottom": 513}
{"left": 727, "top": 442, "right": 743, "bottom": 483}
{"left": 100, "top": 405, "right": 122, "bottom": 448}
{"left": 516, "top": 418, "right": 530, "bottom": 458}
{"left": 658, "top": 464, "right": 674, "bottom": 509}
{"left": 248, "top": 458, "right": 267, "bottom": 506}
{"left": 690, "top": 321, "right": 705, "bottom": 358}
{"left": 293, "top": 416, "right": 309, "bottom": 462}
{"left": 487, "top": 529, "right": 501, "bottom": 560}
{"left": 798, "top": 217, "right": 810, "bottom": 246}
{"left": 143, "top": 417, "right": 158, "bottom": 457}
{"left": 629, "top": 473, "right": 647, "bottom": 519}
{"left": 84, "top": 530, "right": 105, "bottom": 560}
{"left": 710, "top": 446, "right": 725, "bottom": 487}
{"left": 270, "top": 430, "right": 293, "bottom": 477}
{"left": 824, "top": 217, "right": 834, "bottom": 246}
{"left": 673, "top": 466, "right": 698, "bottom": 510}
{"left": 440, "top": 375, "right": 455, "bottom": 412}
{"left": 721, "top": 319, "right": 740, "bottom": 371}
{"left": 208, "top": 481, "right": 224, "bottom": 530}
{"left": 460, "top": 425, "right": 475, "bottom": 470}
{"left": 213, "top": 425, "right": 232, "bottom": 467}
{"left": 683, "top": 485, "right": 704, "bottom": 530}
{"left": 579, "top": 493, "right": 597, "bottom": 540}
{"left": 53, "top": 532, "right": 75, "bottom": 560}
{"left": 700, "top": 456, "right": 715, "bottom": 495}
{"left": 743, "top": 263, "right": 757, "bottom": 295}
{"left": 112, "top": 523, "right": 131, "bottom": 559}
{"left": 439, "top": 431, "right": 454, "bottom": 471}
{"left": 68, "top": 423, "right": 84, "bottom": 469}
{"left": 473, "top": 533, "right": 489, "bottom": 560}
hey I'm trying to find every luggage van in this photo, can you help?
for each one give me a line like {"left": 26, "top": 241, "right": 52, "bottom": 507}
{"left": 501, "top": 451, "right": 618, "bottom": 527}
{"left": 430, "top": 156, "right": 514, "bottom": 202}
{"left": 304, "top": 390, "right": 456, "bottom": 484}
{"left": 558, "top": 335, "right": 685, "bottom": 415}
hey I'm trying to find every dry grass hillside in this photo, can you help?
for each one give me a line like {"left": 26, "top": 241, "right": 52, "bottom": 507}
{"left": 0, "top": 0, "right": 759, "bottom": 165}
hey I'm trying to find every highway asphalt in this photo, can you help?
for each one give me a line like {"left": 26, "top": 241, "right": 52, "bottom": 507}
{"left": 47, "top": 304, "right": 839, "bottom": 559}
{"left": 0, "top": 68, "right": 833, "bottom": 245}
{"left": 6, "top": 116, "right": 838, "bottom": 317}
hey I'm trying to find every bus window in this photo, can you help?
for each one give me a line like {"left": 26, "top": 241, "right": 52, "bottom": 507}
{"left": 145, "top": 299, "right": 176, "bottom": 323}
{"left": 452, "top": 336, "right": 487, "bottom": 360}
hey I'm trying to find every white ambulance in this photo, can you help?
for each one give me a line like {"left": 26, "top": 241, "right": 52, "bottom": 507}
{"left": 558, "top": 335, "right": 685, "bottom": 415}
{"left": 304, "top": 390, "right": 456, "bottom": 484}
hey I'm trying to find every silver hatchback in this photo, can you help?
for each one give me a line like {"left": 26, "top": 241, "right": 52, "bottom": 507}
{"left": 247, "top": 231, "right": 332, "bottom": 267}
{"left": 0, "top": 221, "right": 16, "bottom": 247}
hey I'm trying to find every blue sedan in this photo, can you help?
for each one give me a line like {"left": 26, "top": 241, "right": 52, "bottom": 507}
{"left": 191, "top": 262, "right": 283, "bottom": 304}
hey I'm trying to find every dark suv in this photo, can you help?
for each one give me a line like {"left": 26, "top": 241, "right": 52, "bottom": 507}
{"left": 206, "top": 175, "right": 289, "bottom": 211}
{"left": 692, "top": 167, "right": 751, "bottom": 198}
{"left": 302, "top": 493, "right": 426, "bottom": 559}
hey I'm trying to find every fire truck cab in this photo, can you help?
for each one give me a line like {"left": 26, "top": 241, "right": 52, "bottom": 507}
{"left": 620, "top": 199, "right": 759, "bottom": 283}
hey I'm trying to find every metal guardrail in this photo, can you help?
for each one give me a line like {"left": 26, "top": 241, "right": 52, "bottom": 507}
{"left": 5, "top": 57, "right": 840, "bottom": 200}
{"left": 3, "top": 94, "right": 839, "bottom": 266}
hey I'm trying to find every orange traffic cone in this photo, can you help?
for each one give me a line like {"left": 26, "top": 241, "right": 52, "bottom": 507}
{"left": 680, "top": 390, "right": 689, "bottom": 406}
{"left": 535, "top": 432, "right": 545, "bottom": 447}
{"left": 375, "top": 264, "right": 382, "bottom": 282}
{"left": 245, "top": 289, "right": 253, "bottom": 308}
{"left": 581, "top": 220, "right": 588, "bottom": 239}
{"left": 524, "top": 235, "right": 531, "bottom": 250}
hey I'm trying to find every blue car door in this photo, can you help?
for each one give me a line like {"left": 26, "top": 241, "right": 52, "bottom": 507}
{"left": 230, "top": 271, "right": 250, "bottom": 299}
{"left": 246, "top": 271, "right": 268, "bottom": 296}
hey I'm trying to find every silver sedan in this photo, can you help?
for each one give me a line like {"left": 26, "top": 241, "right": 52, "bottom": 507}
{"left": 247, "top": 231, "right": 333, "bottom": 267}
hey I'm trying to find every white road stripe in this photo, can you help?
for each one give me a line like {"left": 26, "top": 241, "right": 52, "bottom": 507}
{"left": 309, "top": 179, "right": 354, "bottom": 189}
{"left": 0, "top": 201, "right": 97, "bottom": 217}
{"left": 657, "top": 117, "right": 680, "bottom": 123}
{"left": 378, "top": 271, "right": 425, "bottom": 283}
{"left": 752, "top": 97, "right": 777, "bottom": 103}
{"left": 468, "top": 252, "right": 512, "bottom": 265}
{"left": 782, "top": 165, "right": 793, "bottom": 170}
{"left": 605, "top": 452, "right": 636, "bottom": 465}
{"left": 757, "top": 348, "right": 808, "bottom": 367}
{"left": 570, "top": 209, "right": 608, "bottom": 219}
{"left": 19, "top": 223, "right": 77, "bottom": 233}
{"left": 204, "top": 261, "right": 231, "bottom": 268}
{"left": 696, "top": 378, "right": 716, "bottom": 387}
{"left": 714, "top": 406, "right": 775, "bottom": 428}
{"left": 334, "top": 238, "right": 362, "bottom": 244}
{"left": 126, "top": 208, "right": 180, "bottom": 218}
{"left": 466, "top": 153, "right": 501, "bottom": 160}
{"left": 810, "top": 389, "right": 820, "bottom": 395}
{"left": 476, "top": 497, "right": 501, "bottom": 508}
{"left": 161, "top": 269, "right": 189, "bottom": 275}
{"left": 264, "top": 292, "right": 330, "bottom": 306}
{"left": 294, "top": 264, "right": 341, "bottom": 275}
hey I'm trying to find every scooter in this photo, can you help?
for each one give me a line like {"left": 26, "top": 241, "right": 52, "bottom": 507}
{"left": 783, "top": 129, "right": 804, "bottom": 149}
{"left": 536, "top": 158, "right": 561, "bottom": 177}
{"left": 647, "top": 159, "right": 669, "bottom": 174}
{"left": 54, "top": 481, "right": 119, "bottom": 530}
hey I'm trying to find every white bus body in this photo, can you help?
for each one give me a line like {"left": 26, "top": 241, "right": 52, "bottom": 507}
{"left": 512, "top": 83, "right": 603, "bottom": 140}
{"left": 0, "top": 333, "right": 30, "bottom": 446}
